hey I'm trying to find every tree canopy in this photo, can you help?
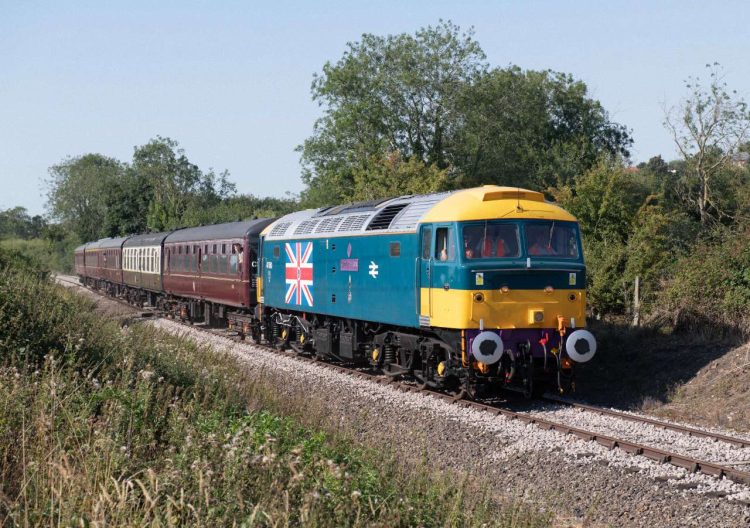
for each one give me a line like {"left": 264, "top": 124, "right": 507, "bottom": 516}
{"left": 298, "top": 21, "right": 632, "bottom": 206}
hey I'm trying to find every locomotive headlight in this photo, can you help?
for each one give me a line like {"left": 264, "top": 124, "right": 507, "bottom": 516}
{"left": 500, "top": 286, "right": 510, "bottom": 294}
{"left": 473, "top": 292, "right": 485, "bottom": 303}
{"left": 529, "top": 310, "right": 544, "bottom": 324}
{"left": 565, "top": 329, "right": 597, "bottom": 363}
{"left": 544, "top": 285, "right": 554, "bottom": 294}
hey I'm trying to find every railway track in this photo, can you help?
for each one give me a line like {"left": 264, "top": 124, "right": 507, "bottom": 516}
{"left": 56, "top": 275, "right": 750, "bottom": 487}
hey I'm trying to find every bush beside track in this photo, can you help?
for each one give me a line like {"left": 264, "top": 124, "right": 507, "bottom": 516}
{"left": 0, "top": 248, "right": 550, "bottom": 527}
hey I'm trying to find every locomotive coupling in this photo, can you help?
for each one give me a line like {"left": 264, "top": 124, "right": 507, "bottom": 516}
{"left": 565, "top": 329, "right": 597, "bottom": 363}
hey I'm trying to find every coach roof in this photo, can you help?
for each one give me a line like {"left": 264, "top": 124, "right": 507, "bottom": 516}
{"left": 124, "top": 232, "right": 171, "bottom": 247}
{"left": 165, "top": 218, "right": 275, "bottom": 244}
{"left": 87, "top": 237, "right": 129, "bottom": 250}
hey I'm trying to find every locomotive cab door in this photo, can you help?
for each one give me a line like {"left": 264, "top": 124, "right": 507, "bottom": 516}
{"left": 418, "top": 225, "right": 433, "bottom": 325}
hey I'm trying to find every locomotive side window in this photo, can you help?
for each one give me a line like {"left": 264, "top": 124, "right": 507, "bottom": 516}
{"left": 421, "top": 228, "right": 432, "bottom": 259}
{"left": 389, "top": 242, "right": 401, "bottom": 257}
{"left": 273, "top": 246, "right": 280, "bottom": 258}
{"left": 435, "top": 227, "right": 455, "bottom": 262}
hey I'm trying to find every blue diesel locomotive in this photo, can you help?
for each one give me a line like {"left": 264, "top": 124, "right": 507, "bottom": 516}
{"left": 256, "top": 185, "right": 597, "bottom": 397}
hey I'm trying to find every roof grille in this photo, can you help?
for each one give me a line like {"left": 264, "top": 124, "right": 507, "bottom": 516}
{"left": 366, "top": 204, "right": 409, "bottom": 230}
{"left": 316, "top": 217, "right": 343, "bottom": 233}
{"left": 269, "top": 221, "right": 292, "bottom": 237}
{"left": 294, "top": 219, "right": 319, "bottom": 235}
{"left": 338, "top": 214, "right": 370, "bottom": 232}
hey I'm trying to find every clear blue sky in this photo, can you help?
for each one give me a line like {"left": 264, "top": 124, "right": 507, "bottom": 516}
{"left": 2, "top": 0, "right": 748, "bottom": 215}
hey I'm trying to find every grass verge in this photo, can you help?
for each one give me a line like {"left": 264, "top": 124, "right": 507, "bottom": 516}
{"left": 0, "top": 253, "right": 550, "bottom": 527}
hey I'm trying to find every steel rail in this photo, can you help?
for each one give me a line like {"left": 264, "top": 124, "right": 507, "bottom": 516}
{"left": 541, "top": 395, "right": 750, "bottom": 449}
{"left": 56, "top": 275, "right": 750, "bottom": 487}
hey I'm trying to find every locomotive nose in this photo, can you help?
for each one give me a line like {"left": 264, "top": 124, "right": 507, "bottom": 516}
{"left": 565, "top": 329, "right": 597, "bottom": 363}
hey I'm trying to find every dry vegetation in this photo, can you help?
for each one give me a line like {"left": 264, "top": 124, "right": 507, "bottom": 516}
{"left": 0, "top": 252, "right": 550, "bottom": 527}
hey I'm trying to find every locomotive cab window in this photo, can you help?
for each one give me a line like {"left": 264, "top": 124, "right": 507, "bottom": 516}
{"left": 462, "top": 222, "right": 521, "bottom": 260}
{"left": 524, "top": 222, "right": 580, "bottom": 259}
{"left": 434, "top": 227, "right": 455, "bottom": 262}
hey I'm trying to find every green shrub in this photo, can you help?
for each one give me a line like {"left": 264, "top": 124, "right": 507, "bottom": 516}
{"left": 661, "top": 226, "right": 750, "bottom": 335}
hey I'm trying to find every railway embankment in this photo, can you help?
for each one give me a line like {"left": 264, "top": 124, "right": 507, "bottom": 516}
{"left": 0, "top": 261, "right": 546, "bottom": 527}
{"left": 574, "top": 322, "right": 750, "bottom": 432}
{"left": 51, "top": 272, "right": 750, "bottom": 527}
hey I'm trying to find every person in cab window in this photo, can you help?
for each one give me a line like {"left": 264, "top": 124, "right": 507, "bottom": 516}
{"left": 482, "top": 235, "right": 507, "bottom": 258}
{"left": 463, "top": 231, "right": 479, "bottom": 259}
{"left": 528, "top": 226, "right": 556, "bottom": 256}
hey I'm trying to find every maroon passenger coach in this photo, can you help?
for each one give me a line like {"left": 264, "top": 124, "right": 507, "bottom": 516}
{"left": 161, "top": 219, "right": 274, "bottom": 326}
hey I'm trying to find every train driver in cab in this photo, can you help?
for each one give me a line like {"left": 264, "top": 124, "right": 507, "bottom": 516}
{"left": 527, "top": 224, "right": 556, "bottom": 256}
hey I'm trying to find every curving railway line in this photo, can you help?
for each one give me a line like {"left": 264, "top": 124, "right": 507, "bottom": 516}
{"left": 55, "top": 274, "right": 750, "bottom": 487}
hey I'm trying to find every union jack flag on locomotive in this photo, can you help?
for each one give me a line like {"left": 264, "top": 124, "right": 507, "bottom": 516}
{"left": 285, "top": 241, "right": 314, "bottom": 307}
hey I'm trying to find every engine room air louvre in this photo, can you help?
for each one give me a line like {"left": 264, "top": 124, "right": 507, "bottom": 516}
{"left": 366, "top": 203, "right": 409, "bottom": 230}
{"left": 294, "top": 219, "right": 319, "bottom": 235}
{"left": 269, "top": 222, "right": 292, "bottom": 237}
{"left": 315, "top": 217, "right": 343, "bottom": 233}
{"left": 337, "top": 214, "right": 370, "bottom": 232}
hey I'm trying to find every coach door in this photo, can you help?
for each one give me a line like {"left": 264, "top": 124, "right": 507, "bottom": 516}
{"left": 418, "top": 225, "right": 432, "bottom": 325}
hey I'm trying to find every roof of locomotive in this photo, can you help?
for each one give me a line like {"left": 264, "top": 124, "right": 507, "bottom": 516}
{"left": 123, "top": 231, "right": 172, "bottom": 247}
{"left": 262, "top": 186, "right": 576, "bottom": 241}
{"left": 86, "top": 237, "right": 130, "bottom": 250}
{"left": 164, "top": 218, "right": 275, "bottom": 244}
{"left": 421, "top": 186, "right": 577, "bottom": 223}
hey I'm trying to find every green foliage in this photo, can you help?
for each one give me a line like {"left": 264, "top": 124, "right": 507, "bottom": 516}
{"left": 134, "top": 136, "right": 236, "bottom": 231}
{"left": 298, "top": 21, "right": 631, "bottom": 206}
{"left": 299, "top": 21, "right": 485, "bottom": 206}
{"left": 454, "top": 67, "right": 631, "bottom": 190}
{"left": 0, "top": 255, "right": 547, "bottom": 527}
{"left": 180, "top": 194, "right": 299, "bottom": 227}
{"left": 661, "top": 227, "right": 750, "bottom": 334}
{"left": 0, "top": 206, "right": 45, "bottom": 240}
{"left": 45, "top": 136, "right": 297, "bottom": 244}
{"left": 350, "top": 152, "right": 449, "bottom": 202}
{"left": 553, "top": 159, "right": 697, "bottom": 316}
{"left": 46, "top": 153, "right": 125, "bottom": 242}
{"left": 664, "top": 63, "right": 750, "bottom": 226}
{"left": 0, "top": 237, "right": 76, "bottom": 275}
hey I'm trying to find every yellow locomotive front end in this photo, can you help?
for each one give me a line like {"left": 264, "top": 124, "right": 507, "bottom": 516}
{"left": 417, "top": 186, "right": 596, "bottom": 396}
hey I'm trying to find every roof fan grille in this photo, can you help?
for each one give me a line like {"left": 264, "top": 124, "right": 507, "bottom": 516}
{"left": 366, "top": 204, "right": 408, "bottom": 230}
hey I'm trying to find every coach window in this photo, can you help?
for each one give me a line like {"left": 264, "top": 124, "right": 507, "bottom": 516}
{"left": 435, "top": 227, "right": 455, "bottom": 262}
{"left": 230, "top": 244, "right": 239, "bottom": 274}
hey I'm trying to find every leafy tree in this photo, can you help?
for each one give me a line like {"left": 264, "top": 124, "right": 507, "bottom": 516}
{"left": 102, "top": 167, "right": 152, "bottom": 236}
{"left": 553, "top": 159, "right": 649, "bottom": 314}
{"left": 299, "top": 21, "right": 485, "bottom": 206}
{"left": 179, "top": 194, "right": 299, "bottom": 226}
{"left": 350, "top": 152, "right": 449, "bottom": 201}
{"left": 46, "top": 154, "right": 125, "bottom": 242}
{"left": 132, "top": 137, "right": 235, "bottom": 231}
{"left": 454, "top": 67, "right": 631, "bottom": 190}
{"left": 299, "top": 22, "right": 631, "bottom": 205}
{"left": 664, "top": 63, "right": 750, "bottom": 226}
{"left": 0, "top": 207, "right": 46, "bottom": 239}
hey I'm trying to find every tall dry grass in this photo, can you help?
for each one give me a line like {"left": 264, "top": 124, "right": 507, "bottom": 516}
{"left": 0, "top": 251, "right": 551, "bottom": 527}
